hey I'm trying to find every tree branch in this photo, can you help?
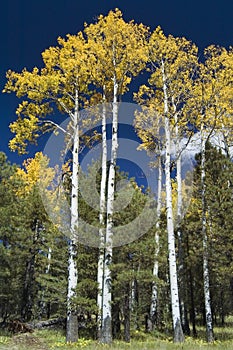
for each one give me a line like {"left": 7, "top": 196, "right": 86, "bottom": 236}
{"left": 38, "top": 120, "right": 72, "bottom": 136}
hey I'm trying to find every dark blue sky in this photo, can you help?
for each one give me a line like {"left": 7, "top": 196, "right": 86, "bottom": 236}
{"left": 1, "top": 0, "right": 232, "bottom": 165}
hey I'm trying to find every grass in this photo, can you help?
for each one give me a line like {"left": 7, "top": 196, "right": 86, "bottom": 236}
{"left": 0, "top": 322, "right": 233, "bottom": 350}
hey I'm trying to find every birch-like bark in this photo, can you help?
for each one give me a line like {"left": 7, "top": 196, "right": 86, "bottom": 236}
{"left": 148, "top": 155, "right": 162, "bottom": 330}
{"left": 200, "top": 125, "right": 214, "bottom": 343}
{"left": 176, "top": 153, "right": 182, "bottom": 236}
{"left": 176, "top": 148, "right": 190, "bottom": 333}
{"left": 97, "top": 94, "right": 107, "bottom": 339}
{"left": 100, "top": 76, "right": 118, "bottom": 344}
{"left": 66, "top": 88, "right": 79, "bottom": 343}
{"left": 176, "top": 150, "right": 186, "bottom": 328}
{"left": 175, "top": 115, "right": 182, "bottom": 233}
{"left": 174, "top": 110, "right": 189, "bottom": 333}
{"left": 222, "top": 129, "right": 231, "bottom": 159}
{"left": 162, "top": 61, "right": 184, "bottom": 343}
{"left": 40, "top": 246, "right": 52, "bottom": 318}
{"left": 131, "top": 264, "right": 140, "bottom": 331}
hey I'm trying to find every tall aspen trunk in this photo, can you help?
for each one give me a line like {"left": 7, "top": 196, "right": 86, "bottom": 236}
{"left": 221, "top": 126, "right": 230, "bottom": 159}
{"left": 177, "top": 151, "right": 189, "bottom": 334}
{"left": 45, "top": 246, "right": 52, "bottom": 319}
{"left": 148, "top": 155, "right": 162, "bottom": 330}
{"left": 46, "top": 247, "right": 52, "bottom": 274}
{"left": 175, "top": 131, "right": 182, "bottom": 234}
{"left": 97, "top": 94, "right": 107, "bottom": 339}
{"left": 162, "top": 61, "right": 184, "bottom": 343}
{"left": 66, "top": 88, "right": 79, "bottom": 343}
{"left": 131, "top": 265, "right": 140, "bottom": 331}
{"left": 175, "top": 115, "right": 189, "bottom": 334}
{"left": 200, "top": 126, "right": 214, "bottom": 343}
{"left": 100, "top": 77, "right": 118, "bottom": 343}
{"left": 176, "top": 153, "right": 184, "bottom": 321}
{"left": 173, "top": 105, "right": 182, "bottom": 234}
{"left": 40, "top": 246, "right": 52, "bottom": 319}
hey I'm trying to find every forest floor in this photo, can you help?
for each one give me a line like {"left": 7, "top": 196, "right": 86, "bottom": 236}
{"left": 0, "top": 321, "right": 233, "bottom": 350}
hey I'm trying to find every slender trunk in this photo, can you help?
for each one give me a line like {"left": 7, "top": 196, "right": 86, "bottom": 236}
{"left": 148, "top": 156, "right": 162, "bottom": 330}
{"left": 162, "top": 61, "right": 184, "bottom": 343}
{"left": 173, "top": 101, "right": 189, "bottom": 333}
{"left": 97, "top": 94, "right": 107, "bottom": 339}
{"left": 45, "top": 246, "right": 52, "bottom": 319}
{"left": 66, "top": 88, "right": 79, "bottom": 343}
{"left": 200, "top": 128, "right": 214, "bottom": 343}
{"left": 40, "top": 246, "right": 52, "bottom": 319}
{"left": 222, "top": 128, "right": 230, "bottom": 159}
{"left": 100, "top": 77, "right": 118, "bottom": 344}
{"left": 46, "top": 247, "right": 52, "bottom": 274}
{"left": 176, "top": 153, "right": 186, "bottom": 327}
{"left": 131, "top": 268, "right": 140, "bottom": 330}
{"left": 176, "top": 151, "right": 182, "bottom": 232}
{"left": 176, "top": 128, "right": 190, "bottom": 334}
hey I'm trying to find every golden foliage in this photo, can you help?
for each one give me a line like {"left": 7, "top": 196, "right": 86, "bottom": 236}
{"left": 134, "top": 27, "right": 198, "bottom": 153}
{"left": 15, "top": 152, "right": 55, "bottom": 196}
{"left": 84, "top": 8, "right": 149, "bottom": 98}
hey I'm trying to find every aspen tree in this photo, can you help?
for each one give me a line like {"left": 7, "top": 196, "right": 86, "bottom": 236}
{"left": 3, "top": 32, "right": 94, "bottom": 342}
{"left": 135, "top": 27, "right": 198, "bottom": 342}
{"left": 85, "top": 9, "right": 149, "bottom": 343}
{"left": 134, "top": 106, "right": 164, "bottom": 330}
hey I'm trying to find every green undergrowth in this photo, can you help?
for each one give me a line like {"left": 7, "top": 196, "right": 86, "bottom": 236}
{"left": 0, "top": 322, "right": 233, "bottom": 350}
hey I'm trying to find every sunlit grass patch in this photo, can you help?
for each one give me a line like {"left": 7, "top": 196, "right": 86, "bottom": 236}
{"left": 0, "top": 335, "right": 10, "bottom": 345}
{"left": 0, "top": 329, "right": 11, "bottom": 348}
{"left": 51, "top": 338, "right": 92, "bottom": 349}
{"left": 36, "top": 329, "right": 92, "bottom": 349}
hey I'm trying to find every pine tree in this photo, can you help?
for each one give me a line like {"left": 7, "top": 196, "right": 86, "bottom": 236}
{"left": 0, "top": 153, "right": 18, "bottom": 321}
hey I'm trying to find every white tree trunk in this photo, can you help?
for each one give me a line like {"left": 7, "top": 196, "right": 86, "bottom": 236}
{"left": 176, "top": 151, "right": 186, "bottom": 328}
{"left": 40, "top": 246, "right": 52, "bottom": 318}
{"left": 173, "top": 103, "right": 182, "bottom": 231}
{"left": 97, "top": 96, "right": 107, "bottom": 339}
{"left": 46, "top": 247, "right": 52, "bottom": 274}
{"left": 131, "top": 265, "right": 140, "bottom": 330}
{"left": 66, "top": 88, "right": 79, "bottom": 343}
{"left": 176, "top": 149, "right": 182, "bottom": 230}
{"left": 101, "top": 77, "right": 118, "bottom": 344}
{"left": 200, "top": 127, "right": 214, "bottom": 343}
{"left": 175, "top": 113, "right": 187, "bottom": 331}
{"left": 149, "top": 155, "right": 162, "bottom": 330}
{"left": 162, "top": 61, "right": 184, "bottom": 343}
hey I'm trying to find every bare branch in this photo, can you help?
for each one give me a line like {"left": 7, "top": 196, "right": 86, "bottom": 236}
{"left": 38, "top": 120, "right": 72, "bottom": 137}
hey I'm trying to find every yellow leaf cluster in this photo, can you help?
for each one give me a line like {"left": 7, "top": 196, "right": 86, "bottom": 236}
{"left": 134, "top": 27, "right": 198, "bottom": 153}
{"left": 84, "top": 8, "right": 149, "bottom": 97}
{"left": 15, "top": 152, "right": 55, "bottom": 196}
